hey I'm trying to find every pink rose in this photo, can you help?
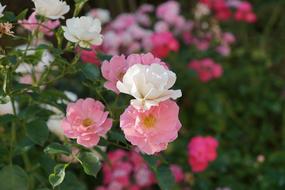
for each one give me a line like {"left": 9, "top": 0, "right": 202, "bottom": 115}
{"left": 120, "top": 100, "right": 182, "bottom": 155}
{"left": 188, "top": 136, "right": 218, "bottom": 173}
{"left": 61, "top": 98, "right": 112, "bottom": 148}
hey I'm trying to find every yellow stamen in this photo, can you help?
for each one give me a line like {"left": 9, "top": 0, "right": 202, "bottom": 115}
{"left": 142, "top": 115, "right": 156, "bottom": 129}
{"left": 82, "top": 118, "right": 93, "bottom": 127}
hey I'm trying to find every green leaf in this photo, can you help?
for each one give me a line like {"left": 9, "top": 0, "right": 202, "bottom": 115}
{"left": 0, "top": 165, "right": 29, "bottom": 190}
{"left": 80, "top": 63, "right": 100, "bottom": 80}
{"left": 60, "top": 172, "right": 87, "bottom": 190}
{"left": 16, "top": 9, "right": 28, "bottom": 20}
{"left": 142, "top": 154, "right": 159, "bottom": 171}
{"left": 49, "top": 164, "right": 68, "bottom": 188}
{"left": 78, "top": 152, "right": 101, "bottom": 177}
{"left": 44, "top": 143, "right": 71, "bottom": 156}
{"left": 109, "top": 131, "right": 127, "bottom": 144}
{"left": 155, "top": 164, "right": 175, "bottom": 190}
{"left": 142, "top": 155, "right": 174, "bottom": 190}
{"left": 97, "top": 52, "right": 112, "bottom": 61}
{"left": 26, "top": 120, "right": 49, "bottom": 146}
{"left": 0, "top": 114, "right": 17, "bottom": 124}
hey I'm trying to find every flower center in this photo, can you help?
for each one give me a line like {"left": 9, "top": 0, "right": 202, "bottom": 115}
{"left": 82, "top": 118, "right": 93, "bottom": 127}
{"left": 142, "top": 115, "right": 156, "bottom": 129}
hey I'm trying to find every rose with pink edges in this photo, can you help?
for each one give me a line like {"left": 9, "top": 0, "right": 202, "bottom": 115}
{"left": 61, "top": 98, "right": 112, "bottom": 148}
{"left": 120, "top": 100, "right": 181, "bottom": 155}
{"left": 101, "top": 53, "right": 166, "bottom": 94}
{"left": 188, "top": 136, "right": 218, "bottom": 172}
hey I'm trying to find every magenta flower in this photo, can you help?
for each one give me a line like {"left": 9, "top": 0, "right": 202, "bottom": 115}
{"left": 150, "top": 32, "right": 179, "bottom": 58}
{"left": 101, "top": 53, "right": 166, "bottom": 94}
{"left": 188, "top": 136, "right": 218, "bottom": 173}
{"left": 235, "top": 1, "right": 257, "bottom": 23}
{"left": 188, "top": 58, "right": 223, "bottom": 82}
{"left": 79, "top": 45, "right": 100, "bottom": 66}
{"left": 120, "top": 100, "right": 182, "bottom": 155}
{"left": 61, "top": 98, "right": 112, "bottom": 148}
{"left": 19, "top": 12, "right": 60, "bottom": 36}
{"left": 170, "top": 164, "right": 185, "bottom": 183}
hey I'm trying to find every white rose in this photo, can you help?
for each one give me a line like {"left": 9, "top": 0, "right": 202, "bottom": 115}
{"left": 0, "top": 100, "right": 18, "bottom": 115}
{"left": 87, "top": 8, "right": 110, "bottom": 24}
{"left": 63, "top": 16, "right": 103, "bottom": 48}
{"left": 117, "top": 64, "right": 182, "bottom": 110}
{"left": 0, "top": 3, "right": 6, "bottom": 18}
{"left": 33, "top": 0, "right": 70, "bottom": 20}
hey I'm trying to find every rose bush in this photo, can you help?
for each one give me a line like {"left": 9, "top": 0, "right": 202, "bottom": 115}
{"left": 0, "top": 0, "right": 284, "bottom": 190}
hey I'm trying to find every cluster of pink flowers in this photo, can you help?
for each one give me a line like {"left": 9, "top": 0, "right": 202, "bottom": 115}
{"left": 61, "top": 98, "right": 112, "bottom": 148}
{"left": 200, "top": 0, "right": 256, "bottom": 23}
{"left": 102, "top": 11, "right": 152, "bottom": 55}
{"left": 97, "top": 150, "right": 155, "bottom": 190}
{"left": 19, "top": 12, "right": 60, "bottom": 36}
{"left": 188, "top": 58, "right": 223, "bottom": 82}
{"left": 188, "top": 136, "right": 219, "bottom": 172}
{"left": 97, "top": 149, "right": 185, "bottom": 190}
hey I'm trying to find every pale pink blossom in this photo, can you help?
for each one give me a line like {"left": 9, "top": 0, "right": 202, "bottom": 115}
{"left": 154, "top": 21, "right": 169, "bottom": 33}
{"left": 188, "top": 58, "right": 223, "bottom": 82}
{"left": 188, "top": 136, "right": 218, "bottom": 173}
{"left": 216, "top": 45, "right": 231, "bottom": 56}
{"left": 101, "top": 55, "right": 129, "bottom": 94}
{"left": 61, "top": 98, "right": 112, "bottom": 148}
{"left": 120, "top": 100, "right": 182, "bottom": 155}
{"left": 137, "top": 4, "right": 154, "bottom": 14}
{"left": 19, "top": 12, "right": 60, "bottom": 36}
{"left": 156, "top": 1, "right": 180, "bottom": 24}
{"left": 111, "top": 14, "right": 136, "bottom": 31}
{"left": 87, "top": 8, "right": 110, "bottom": 24}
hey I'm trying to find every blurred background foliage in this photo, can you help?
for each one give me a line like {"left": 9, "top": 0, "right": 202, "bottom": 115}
{"left": 1, "top": 0, "right": 285, "bottom": 190}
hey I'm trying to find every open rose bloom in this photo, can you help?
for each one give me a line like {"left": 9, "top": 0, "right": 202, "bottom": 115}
{"left": 117, "top": 63, "right": 182, "bottom": 110}
{"left": 61, "top": 98, "right": 112, "bottom": 148}
{"left": 120, "top": 100, "right": 181, "bottom": 155}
